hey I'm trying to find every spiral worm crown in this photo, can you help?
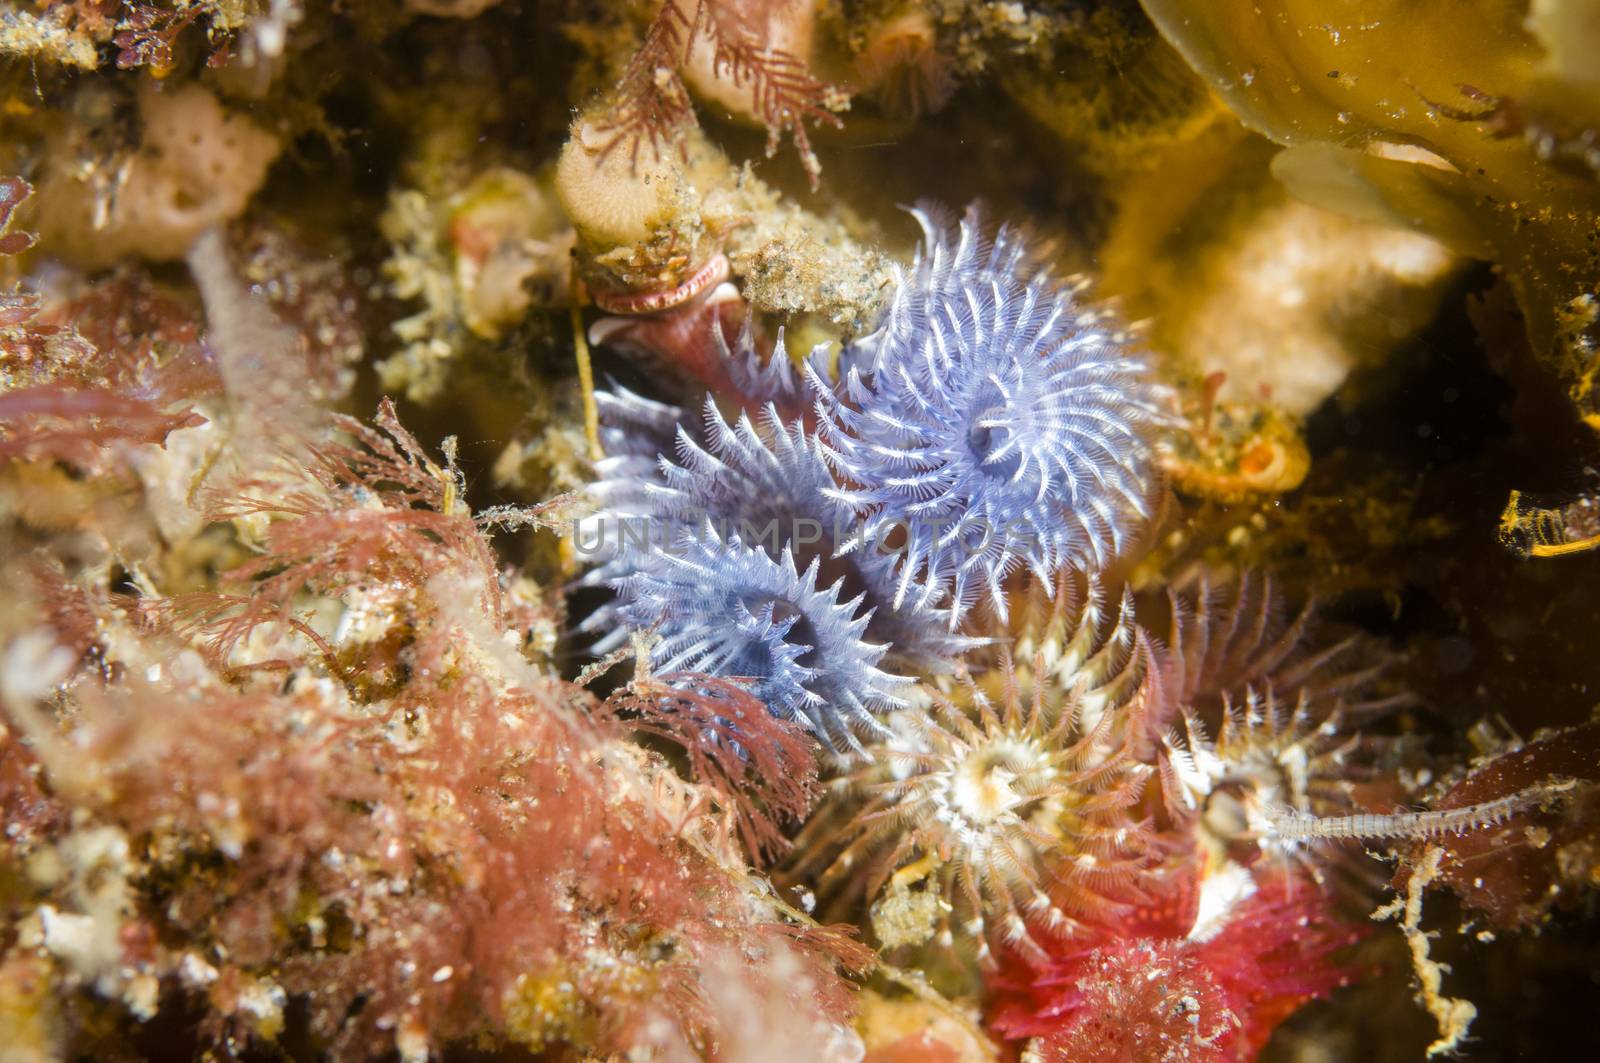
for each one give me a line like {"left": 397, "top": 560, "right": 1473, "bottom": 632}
{"left": 812, "top": 204, "right": 1169, "bottom": 620}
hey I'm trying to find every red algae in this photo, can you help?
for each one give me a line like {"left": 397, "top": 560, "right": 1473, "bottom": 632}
{"left": 596, "top": 0, "right": 844, "bottom": 187}
{"left": 614, "top": 673, "right": 822, "bottom": 863}
{"left": 1, "top": 181, "right": 215, "bottom": 469}
{"left": 1, "top": 397, "right": 868, "bottom": 1055}
{"left": 0, "top": 209, "right": 867, "bottom": 1056}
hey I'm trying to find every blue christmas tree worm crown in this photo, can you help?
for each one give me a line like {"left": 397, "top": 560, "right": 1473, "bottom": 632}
{"left": 615, "top": 525, "right": 910, "bottom": 753}
{"left": 581, "top": 202, "right": 1170, "bottom": 746}
{"left": 810, "top": 203, "right": 1171, "bottom": 621}
{"left": 583, "top": 387, "right": 985, "bottom": 669}
{"left": 718, "top": 316, "right": 834, "bottom": 412}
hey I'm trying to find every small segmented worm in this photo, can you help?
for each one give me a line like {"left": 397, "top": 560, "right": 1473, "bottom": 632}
{"left": 1262, "top": 779, "right": 1578, "bottom": 842}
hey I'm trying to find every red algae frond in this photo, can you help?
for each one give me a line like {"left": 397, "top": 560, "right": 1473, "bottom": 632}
{"left": 1, "top": 180, "right": 215, "bottom": 469}
{"left": 2, "top": 420, "right": 866, "bottom": 1054}
{"left": 613, "top": 672, "right": 823, "bottom": 863}
{"left": 0, "top": 241, "right": 866, "bottom": 1055}
{"left": 596, "top": 0, "right": 845, "bottom": 187}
